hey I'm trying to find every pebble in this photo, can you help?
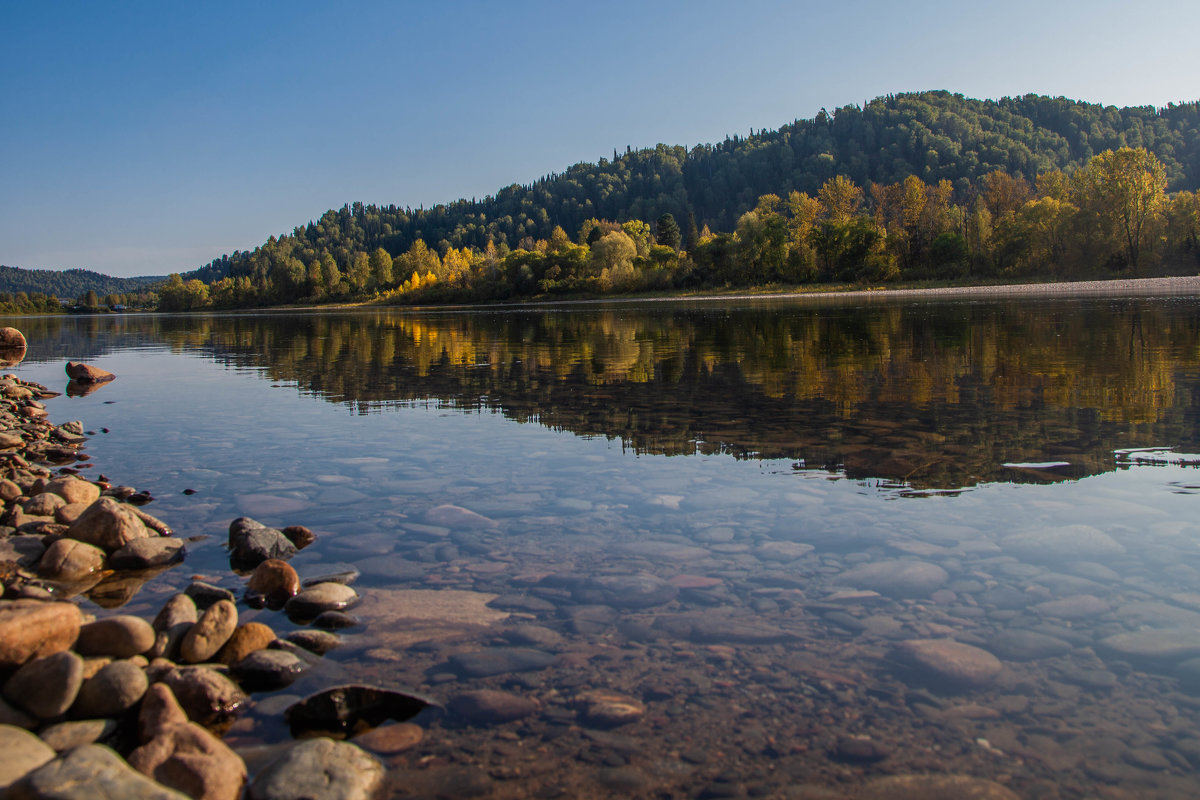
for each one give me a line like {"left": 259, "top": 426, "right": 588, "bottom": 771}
{"left": 72, "top": 659, "right": 149, "bottom": 717}
{"left": 6, "top": 742, "right": 190, "bottom": 799}
{"left": 128, "top": 721, "right": 247, "bottom": 800}
{"left": 67, "top": 497, "right": 151, "bottom": 552}
{"left": 37, "top": 538, "right": 106, "bottom": 581}
{"left": 38, "top": 719, "right": 118, "bottom": 752}
{"left": 75, "top": 615, "right": 156, "bottom": 658}
{"left": 835, "top": 560, "right": 949, "bottom": 598}
{"left": 160, "top": 666, "right": 248, "bottom": 727}
{"left": 228, "top": 518, "right": 297, "bottom": 570}
{"left": 247, "top": 737, "right": 383, "bottom": 800}
{"left": 151, "top": 593, "right": 198, "bottom": 660}
{"left": 285, "top": 630, "right": 341, "bottom": 655}
{"left": 284, "top": 582, "right": 359, "bottom": 618}
{"left": 44, "top": 476, "right": 101, "bottom": 506}
{"left": 1000, "top": 524, "right": 1125, "bottom": 561}
{"left": 109, "top": 537, "right": 185, "bottom": 569}
{"left": 311, "top": 610, "right": 359, "bottom": 629}
{"left": 246, "top": 559, "right": 301, "bottom": 605}
{"left": 987, "top": 629, "right": 1073, "bottom": 661}
{"left": 0, "top": 724, "right": 56, "bottom": 792}
{"left": 232, "top": 649, "right": 307, "bottom": 691}
{"left": 1099, "top": 629, "right": 1200, "bottom": 664}
{"left": 573, "top": 690, "right": 645, "bottom": 728}
{"left": 215, "top": 622, "right": 276, "bottom": 665}
{"left": 353, "top": 722, "right": 424, "bottom": 754}
{"left": 184, "top": 581, "right": 236, "bottom": 610}
{"left": 447, "top": 647, "right": 556, "bottom": 677}
{"left": 180, "top": 599, "right": 238, "bottom": 663}
{"left": 2, "top": 651, "right": 84, "bottom": 719}
{"left": 138, "top": 683, "right": 189, "bottom": 743}
{"left": 833, "top": 736, "right": 891, "bottom": 763}
{"left": 449, "top": 689, "right": 539, "bottom": 723}
{"left": 0, "top": 600, "right": 82, "bottom": 667}
{"left": 859, "top": 774, "right": 1019, "bottom": 799}
{"left": 894, "top": 639, "right": 1003, "bottom": 687}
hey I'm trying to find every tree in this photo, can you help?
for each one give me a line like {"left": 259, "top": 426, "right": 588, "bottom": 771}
{"left": 369, "top": 247, "right": 393, "bottom": 289}
{"left": 348, "top": 252, "right": 371, "bottom": 291}
{"left": 655, "top": 213, "right": 681, "bottom": 251}
{"left": 817, "top": 175, "right": 863, "bottom": 224}
{"left": 1077, "top": 147, "right": 1167, "bottom": 268}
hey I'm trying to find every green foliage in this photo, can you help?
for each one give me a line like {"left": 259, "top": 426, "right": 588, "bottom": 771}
{"left": 0, "top": 265, "right": 160, "bottom": 299}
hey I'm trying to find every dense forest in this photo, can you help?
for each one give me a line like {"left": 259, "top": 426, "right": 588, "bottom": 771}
{"left": 0, "top": 266, "right": 160, "bottom": 302}
{"left": 5, "top": 91, "right": 1200, "bottom": 311}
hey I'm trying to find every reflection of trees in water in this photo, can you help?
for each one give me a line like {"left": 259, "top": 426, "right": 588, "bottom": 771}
{"left": 17, "top": 300, "right": 1200, "bottom": 488}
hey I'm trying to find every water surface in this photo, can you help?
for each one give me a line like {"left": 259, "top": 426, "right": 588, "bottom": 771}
{"left": 9, "top": 294, "right": 1200, "bottom": 798}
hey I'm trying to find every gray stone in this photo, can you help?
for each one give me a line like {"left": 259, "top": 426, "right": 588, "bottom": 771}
{"left": 0, "top": 724, "right": 56, "bottom": 791}
{"left": 110, "top": 537, "right": 185, "bottom": 569}
{"left": 285, "top": 630, "right": 341, "bottom": 655}
{"left": 894, "top": 639, "right": 1003, "bottom": 687}
{"left": 151, "top": 593, "right": 197, "bottom": 660}
{"left": 0, "top": 695, "right": 37, "bottom": 729}
{"left": 72, "top": 659, "right": 148, "bottom": 717}
{"left": 1001, "top": 524, "right": 1125, "bottom": 562}
{"left": 449, "top": 689, "right": 539, "bottom": 723}
{"left": 1099, "top": 629, "right": 1200, "bottom": 664}
{"left": 836, "top": 560, "right": 949, "bottom": 598}
{"left": 38, "top": 718, "right": 119, "bottom": 751}
{"left": 987, "top": 629, "right": 1073, "bottom": 661}
{"left": 6, "top": 743, "right": 190, "bottom": 799}
{"left": 228, "top": 517, "right": 297, "bottom": 570}
{"left": 284, "top": 582, "right": 359, "bottom": 618}
{"left": 247, "top": 737, "right": 383, "bottom": 800}
{"left": 2, "top": 651, "right": 84, "bottom": 719}
{"left": 447, "top": 647, "right": 556, "bottom": 677}
{"left": 232, "top": 649, "right": 307, "bottom": 692}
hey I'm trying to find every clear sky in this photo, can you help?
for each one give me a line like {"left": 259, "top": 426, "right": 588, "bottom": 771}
{"left": 3, "top": 0, "right": 1198, "bottom": 278}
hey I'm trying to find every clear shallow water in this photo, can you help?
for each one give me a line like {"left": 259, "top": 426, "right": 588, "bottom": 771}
{"left": 7, "top": 295, "right": 1200, "bottom": 798}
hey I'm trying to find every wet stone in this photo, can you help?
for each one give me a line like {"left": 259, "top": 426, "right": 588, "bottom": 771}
{"left": 446, "top": 647, "right": 556, "bottom": 677}
{"left": 449, "top": 689, "right": 539, "bottom": 723}
{"left": 353, "top": 722, "right": 423, "bottom": 754}
{"left": 215, "top": 622, "right": 277, "bottom": 665}
{"left": 833, "top": 735, "right": 891, "bottom": 763}
{"left": 859, "top": 774, "right": 1020, "bottom": 799}
{"left": 151, "top": 593, "right": 197, "bottom": 661}
{"left": 109, "top": 537, "right": 185, "bottom": 570}
{"left": 987, "top": 629, "right": 1073, "bottom": 661}
{"left": 232, "top": 649, "right": 307, "bottom": 692}
{"left": 835, "top": 560, "right": 949, "bottom": 598}
{"left": 285, "top": 582, "right": 359, "bottom": 619}
{"left": 285, "top": 630, "right": 341, "bottom": 655}
{"left": 160, "top": 666, "right": 249, "bottom": 728}
{"left": 184, "top": 581, "right": 236, "bottom": 610}
{"left": 573, "top": 690, "right": 645, "bottom": 728}
{"left": 228, "top": 517, "right": 297, "bottom": 570}
{"left": 501, "top": 624, "right": 566, "bottom": 650}
{"left": 312, "top": 610, "right": 359, "bottom": 629}
{"left": 894, "top": 639, "right": 1003, "bottom": 687}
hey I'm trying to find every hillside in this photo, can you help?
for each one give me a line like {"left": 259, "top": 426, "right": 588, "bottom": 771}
{"left": 193, "top": 90, "right": 1200, "bottom": 284}
{"left": 0, "top": 265, "right": 162, "bottom": 300}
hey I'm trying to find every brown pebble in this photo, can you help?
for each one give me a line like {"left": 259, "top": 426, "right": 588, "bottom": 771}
{"left": 354, "top": 722, "right": 424, "bottom": 754}
{"left": 215, "top": 622, "right": 277, "bottom": 665}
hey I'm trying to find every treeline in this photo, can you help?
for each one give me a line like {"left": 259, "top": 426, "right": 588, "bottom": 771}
{"left": 182, "top": 91, "right": 1200, "bottom": 289}
{"left": 0, "top": 266, "right": 160, "bottom": 301}
{"left": 0, "top": 292, "right": 65, "bottom": 315}
{"left": 158, "top": 144, "right": 1200, "bottom": 310}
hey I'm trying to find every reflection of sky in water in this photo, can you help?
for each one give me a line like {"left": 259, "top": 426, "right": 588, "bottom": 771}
{"left": 10, "top": 301, "right": 1200, "bottom": 795}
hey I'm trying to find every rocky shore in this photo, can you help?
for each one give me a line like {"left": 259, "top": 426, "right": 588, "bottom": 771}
{"left": 0, "top": 354, "right": 410, "bottom": 799}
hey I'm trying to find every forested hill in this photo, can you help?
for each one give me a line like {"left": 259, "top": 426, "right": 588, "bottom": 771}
{"left": 192, "top": 90, "right": 1200, "bottom": 280}
{"left": 0, "top": 265, "right": 161, "bottom": 299}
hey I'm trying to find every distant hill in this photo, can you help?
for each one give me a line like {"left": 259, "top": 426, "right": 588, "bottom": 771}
{"left": 193, "top": 90, "right": 1200, "bottom": 282}
{"left": 0, "top": 265, "right": 163, "bottom": 299}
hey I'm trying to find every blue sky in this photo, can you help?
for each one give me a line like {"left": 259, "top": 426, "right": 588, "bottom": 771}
{"left": 2, "top": 0, "right": 1198, "bottom": 278}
